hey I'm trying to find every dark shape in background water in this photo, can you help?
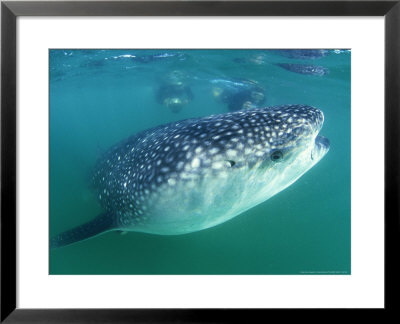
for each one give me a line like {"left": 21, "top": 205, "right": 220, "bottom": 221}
{"left": 275, "top": 49, "right": 330, "bottom": 60}
{"left": 275, "top": 63, "right": 329, "bottom": 76}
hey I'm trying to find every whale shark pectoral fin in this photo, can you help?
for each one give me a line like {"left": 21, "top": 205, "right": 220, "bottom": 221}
{"left": 50, "top": 212, "right": 116, "bottom": 249}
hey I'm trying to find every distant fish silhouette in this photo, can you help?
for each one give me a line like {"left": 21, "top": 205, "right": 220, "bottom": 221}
{"left": 276, "top": 49, "right": 329, "bottom": 60}
{"left": 275, "top": 63, "right": 329, "bottom": 76}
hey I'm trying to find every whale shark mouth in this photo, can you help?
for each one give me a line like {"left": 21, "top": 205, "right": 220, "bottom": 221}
{"left": 315, "top": 135, "right": 330, "bottom": 150}
{"left": 311, "top": 135, "right": 330, "bottom": 161}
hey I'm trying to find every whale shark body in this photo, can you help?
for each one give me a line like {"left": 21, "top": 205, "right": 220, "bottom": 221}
{"left": 50, "top": 105, "right": 330, "bottom": 248}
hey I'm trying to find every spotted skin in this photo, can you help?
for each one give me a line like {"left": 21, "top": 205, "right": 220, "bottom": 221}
{"left": 50, "top": 105, "right": 329, "bottom": 248}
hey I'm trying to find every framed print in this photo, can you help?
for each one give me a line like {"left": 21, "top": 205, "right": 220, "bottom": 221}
{"left": 1, "top": 0, "right": 399, "bottom": 322}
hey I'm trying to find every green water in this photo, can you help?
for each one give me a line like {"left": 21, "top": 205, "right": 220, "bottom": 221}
{"left": 49, "top": 49, "right": 350, "bottom": 275}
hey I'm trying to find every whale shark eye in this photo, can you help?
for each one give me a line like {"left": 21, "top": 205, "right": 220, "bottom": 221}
{"left": 225, "top": 160, "right": 236, "bottom": 167}
{"left": 270, "top": 150, "right": 283, "bottom": 162}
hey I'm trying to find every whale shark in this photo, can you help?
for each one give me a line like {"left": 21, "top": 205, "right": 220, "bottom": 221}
{"left": 50, "top": 104, "right": 330, "bottom": 248}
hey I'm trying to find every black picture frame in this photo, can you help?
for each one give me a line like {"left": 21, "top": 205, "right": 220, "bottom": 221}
{"left": 1, "top": 0, "right": 399, "bottom": 322}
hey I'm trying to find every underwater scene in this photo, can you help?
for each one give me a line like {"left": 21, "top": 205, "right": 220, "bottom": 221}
{"left": 49, "top": 49, "right": 350, "bottom": 275}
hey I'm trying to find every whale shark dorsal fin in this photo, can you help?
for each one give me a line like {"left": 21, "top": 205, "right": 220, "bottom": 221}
{"left": 50, "top": 212, "right": 116, "bottom": 249}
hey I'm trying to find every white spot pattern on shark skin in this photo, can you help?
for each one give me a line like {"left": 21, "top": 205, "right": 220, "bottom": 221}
{"left": 191, "top": 157, "right": 200, "bottom": 168}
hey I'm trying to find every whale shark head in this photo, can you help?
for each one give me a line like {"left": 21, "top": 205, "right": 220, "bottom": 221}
{"left": 226, "top": 104, "right": 330, "bottom": 193}
{"left": 186, "top": 104, "right": 330, "bottom": 212}
{"left": 185, "top": 104, "right": 329, "bottom": 184}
